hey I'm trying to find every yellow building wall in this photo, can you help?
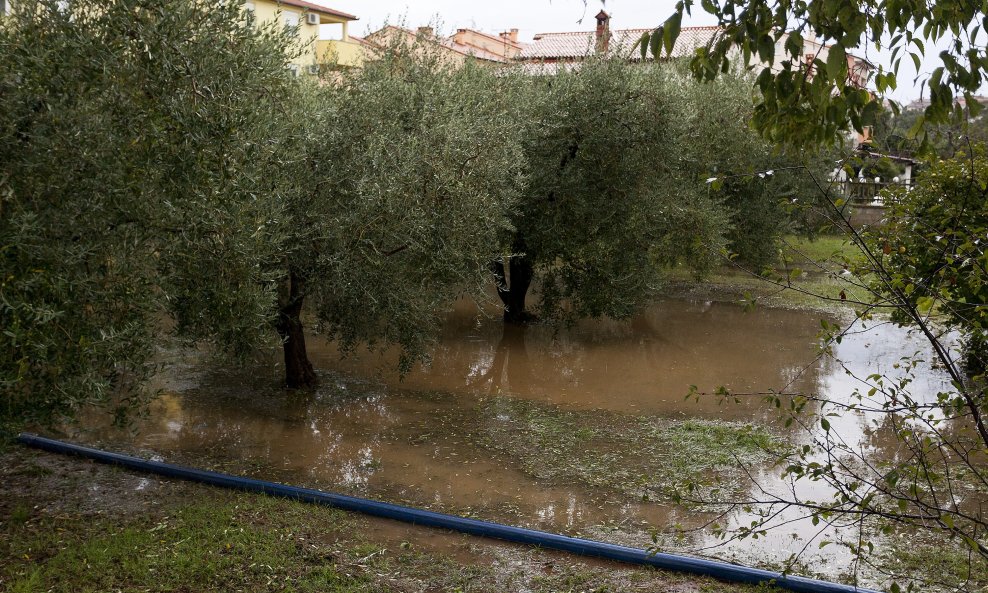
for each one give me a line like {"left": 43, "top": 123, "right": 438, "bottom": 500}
{"left": 3, "top": 0, "right": 359, "bottom": 74}
{"left": 248, "top": 0, "right": 322, "bottom": 73}
{"left": 316, "top": 39, "right": 370, "bottom": 68}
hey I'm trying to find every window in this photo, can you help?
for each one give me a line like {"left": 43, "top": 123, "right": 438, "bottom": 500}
{"left": 0, "top": 0, "right": 8, "bottom": 15}
{"left": 287, "top": 63, "right": 300, "bottom": 77}
{"left": 283, "top": 10, "right": 299, "bottom": 30}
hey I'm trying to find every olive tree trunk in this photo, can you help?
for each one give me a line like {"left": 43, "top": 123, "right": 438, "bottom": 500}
{"left": 491, "top": 237, "right": 536, "bottom": 324}
{"left": 277, "top": 270, "right": 317, "bottom": 388}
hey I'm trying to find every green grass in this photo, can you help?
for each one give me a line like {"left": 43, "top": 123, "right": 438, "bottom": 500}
{"left": 666, "top": 234, "right": 871, "bottom": 315}
{"left": 0, "top": 450, "right": 789, "bottom": 593}
{"left": 782, "top": 234, "right": 857, "bottom": 264}
{"left": 2, "top": 495, "right": 371, "bottom": 593}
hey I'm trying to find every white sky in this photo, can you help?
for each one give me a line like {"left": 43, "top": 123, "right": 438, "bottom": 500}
{"left": 314, "top": 0, "right": 951, "bottom": 102}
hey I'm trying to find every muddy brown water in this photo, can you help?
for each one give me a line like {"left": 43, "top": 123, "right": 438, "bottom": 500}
{"left": 69, "top": 298, "right": 954, "bottom": 583}
{"left": 314, "top": 298, "right": 826, "bottom": 416}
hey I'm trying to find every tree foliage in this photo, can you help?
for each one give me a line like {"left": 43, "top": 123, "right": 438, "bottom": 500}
{"left": 250, "top": 51, "right": 799, "bottom": 383}
{"left": 498, "top": 59, "right": 726, "bottom": 323}
{"left": 867, "top": 152, "right": 988, "bottom": 372}
{"left": 1, "top": 5, "right": 805, "bottom": 424}
{"left": 0, "top": 0, "right": 298, "bottom": 427}
{"left": 498, "top": 59, "right": 826, "bottom": 324}
{"left": 640, "top": 0, "right": 988, "bottom": 148}
{"left": 273, "top": 41, "right": 525, "bottom": 383}
{"left": 673, "top": 68, "right": 831, "bottom": 266}
{"left": 870, "top": 101, "right": 988, "bottom": 158}
{"left": 495, "top": 60, "right": 806, "bottom": 322}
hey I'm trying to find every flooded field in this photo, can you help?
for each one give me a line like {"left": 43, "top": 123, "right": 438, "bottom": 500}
{"left": 69, "top": 298, "right": 956, "bottom": 585}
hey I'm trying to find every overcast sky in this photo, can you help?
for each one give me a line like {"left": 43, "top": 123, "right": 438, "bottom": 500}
{"left": 314, "top": 0, "right": 947, "bottom": 102}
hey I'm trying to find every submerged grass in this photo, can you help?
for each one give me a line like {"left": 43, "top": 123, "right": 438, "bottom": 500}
{"left": 878, "top": 530, "right": 988, "bottom": 592}
{"left": 0, "top": 447, "right": 785, "bottom": 593}
{"left": 667, "top": 234, "right": 870, "bottom": 316}
{"left": 418, "top": 396, "right": 782, "bottom": 502}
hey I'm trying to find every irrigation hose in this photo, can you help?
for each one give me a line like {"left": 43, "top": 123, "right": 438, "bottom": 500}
{"left": 17, "top": 433, "right": 882, "bottom": 593}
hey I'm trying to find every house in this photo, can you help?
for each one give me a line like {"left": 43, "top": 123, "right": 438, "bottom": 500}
{"left": 837, "top": 150, "right": 918, "bottom": 197}
{"left": 364, "top": 25, "right": 518, "bottom": 66}
{"left": 519, "top": 10, "right": 875, "bottom": 87}
{"left": 244, "top": 0, "right": 360, "bottom": 74}
{"left": 0, "top": 0, "right": 363, "bottom": 74}
{"left": 450, "top": 28, "right": 525, "bottom": 61}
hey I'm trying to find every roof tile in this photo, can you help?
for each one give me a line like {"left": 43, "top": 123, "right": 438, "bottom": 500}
{"left": 520, "top": 27, "right": 719, "bottom": 60}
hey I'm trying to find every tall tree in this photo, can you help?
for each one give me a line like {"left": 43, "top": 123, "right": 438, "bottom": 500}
{"left": 493, "top": 59, "right": 728, "bottom": 324}
{"left": 1, "top": 0, "right": 297, "bottom": 428}
{"left": 270, "top": 44, "right": 525, "bottom": 387}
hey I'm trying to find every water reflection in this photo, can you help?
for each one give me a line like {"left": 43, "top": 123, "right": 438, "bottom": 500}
{"left": 73, "top": 299, "right": 956, "bottom": 582}
{"left": 310, "top": 299, "right": 827, "bottom": 418}
{"left": 706, "top": 316, "right": 957, "bottom": 572}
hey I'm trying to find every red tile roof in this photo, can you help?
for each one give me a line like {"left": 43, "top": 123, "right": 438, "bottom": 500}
{"left": 348, "top": 35, "right": 376, "bottom": 49}
{"left": 445, "top": 38, "right": 511, "bottom": 62}
{"left": 520, "top": 26, "right": 720, "bottom": 60}
{"left": 520, "top": 25, "right": 875, "bottom": 76}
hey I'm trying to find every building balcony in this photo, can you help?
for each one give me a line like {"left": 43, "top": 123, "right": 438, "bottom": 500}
{"left": 317, "top": 39, "right": 369, "bottom": 68}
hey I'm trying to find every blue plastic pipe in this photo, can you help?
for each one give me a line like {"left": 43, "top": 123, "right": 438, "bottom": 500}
{"left": 17, "top": 433, "right": 882, "bottom": 593}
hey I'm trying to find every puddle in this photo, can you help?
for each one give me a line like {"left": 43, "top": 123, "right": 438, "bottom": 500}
{"left": 68, "top": 299, "right": 957, "bottom": 585}
{"left": 311, "top": 298, "right": 827, "bottom": 418}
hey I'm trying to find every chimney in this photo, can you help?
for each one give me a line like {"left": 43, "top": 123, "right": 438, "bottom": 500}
{"left": 500, "top": 28, "right": 519, "bottom": 43}
{"left": 417, "top": 26, "right": 434, "bottom": 38}
{"left": 595, "top": 10, "right": 610, "bottom": 53}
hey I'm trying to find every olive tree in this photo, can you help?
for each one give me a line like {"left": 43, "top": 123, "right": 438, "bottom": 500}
{"left": 1, "top": 0, "right": 298, "bottom": 428}
{"left": 271, "top": 44, "right": 525, "bottom": 387}
{"left": 493, "top": 59, "right": 728, "bottom": 324}
{"left": 669, "top": 67, "right": 829, "bottom": 268}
